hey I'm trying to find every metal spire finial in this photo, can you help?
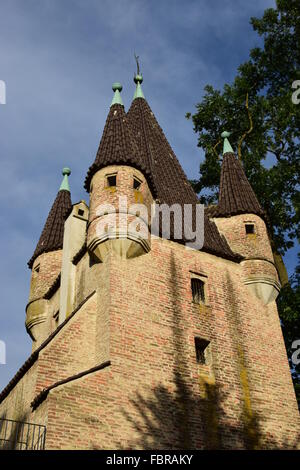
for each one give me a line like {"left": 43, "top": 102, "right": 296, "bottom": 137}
{"left": 221, "top": 131, "right": 234, "bottom": 154}
{"left": 60, "top": 167, "right": 71, "bottom": 192}
{"left": 110, "top": 82, "right": 124, "bottom": 107}
{"left": 133, "top": 53, "right": 143, "bottom": 84}
{"left": 134, "top": 52, "right": 140, "bottom": 76}
{"left": 133, "top": 53, "right": 144, "bottom": 99}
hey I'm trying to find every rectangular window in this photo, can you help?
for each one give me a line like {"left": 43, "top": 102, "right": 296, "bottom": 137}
{"left": 191, "top": 278, "right": 205, "bottom": 304}
{"left": 194, "top": 337, "right": 210, "bottom": 365}
{"left": 107, "top": 174, "right": 117, "bottom": 187}
{"left": 245, "top": 223, "right": 255, "bottom": 234}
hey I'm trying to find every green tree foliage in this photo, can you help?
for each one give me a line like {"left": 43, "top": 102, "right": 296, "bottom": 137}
{"left": 277, "top": 254, "right": 300, "bottom": 407}
{"left": 187, "top": 0, "right": 300, "bottom": 402}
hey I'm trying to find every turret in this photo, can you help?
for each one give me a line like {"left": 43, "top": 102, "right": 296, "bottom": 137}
{"left": 211, "top": 132, "right": 280, "bottom": 304}
{"left": 85, "top": 73, "right": 238, "bottom": 265}
{"left": 126, "top": 74, "right": 238, "bottom": 262}
{"left": 26, "top": 168, "right": 72, "bottom": 346}
{"left": 85, "top": 82, "right": 154, "bottom": 261}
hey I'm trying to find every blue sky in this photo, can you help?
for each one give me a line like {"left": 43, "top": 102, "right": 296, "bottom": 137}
{"left": 0, "top": 0, "right": 297, "bottom": 390}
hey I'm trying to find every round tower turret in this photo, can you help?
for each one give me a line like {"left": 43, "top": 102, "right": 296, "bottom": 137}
{"left": 85, "top": 83, "right": 154, "bottom": 262}
{"left": 26, "top": 168, "right": 72, "bottom": 345}
{"left": 212, "top": 133, "right": 280, "bottom": 305}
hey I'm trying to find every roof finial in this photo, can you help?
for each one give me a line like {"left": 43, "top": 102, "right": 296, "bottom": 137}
{"left": 221, "top": 131, "right": 234, "bottom": 155}
{"left": 134, "top": 52, "right": 140, "bottom": 76}
{"left": 60, "top": 167, "right": 71, "bottom": 192}
{"left": 133, "top": 53, "right": 145, "bottom": 100}
{"left": 110, "top": 82, "right": 124, "bottom": 107}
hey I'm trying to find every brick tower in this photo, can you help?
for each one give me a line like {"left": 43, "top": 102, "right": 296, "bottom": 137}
{"left": 26, "top": 168, "right": 72, "bottom": 348}
{"left": 0, "top": 74, "right": 299, "bottom": 450}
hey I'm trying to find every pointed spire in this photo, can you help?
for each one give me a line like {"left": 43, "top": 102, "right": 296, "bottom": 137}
{"left": 28, "top": 169, "right": 72, "bottom": 268}
{"left": 214, "top": 138, "right": 264, "bottom": 218}
{"left": 59, "top": 167, "right": 71, "bottom": 192}
{"left": 133, "top": 74, "right": 145, "bottom": 100}
{"left": 110, "top": 82, "right": 124, "bottom": 107}
{"left": 133, "top": 54, "right": 145, "bottom": 100}
{"left": 221, "top": 131, "right": 234, "bottom": 154}
{"left": 126, "top": 86, "right": 239, "bottom": 261}
{"left": 84, "top": 82, "right": 152, "bottom": 192}
{"left": 127, "top": 93, "right": 196, "bottom": 206}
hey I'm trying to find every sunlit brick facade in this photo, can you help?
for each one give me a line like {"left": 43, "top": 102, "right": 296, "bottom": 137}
{"left": 0, "top": 79, "right": 298, "bottom": 450}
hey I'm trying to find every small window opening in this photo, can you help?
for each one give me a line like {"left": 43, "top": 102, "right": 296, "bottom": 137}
{"left": 53, "top": 311, "right": 59, "bottom": 327}
{"left": 191, "top": 278, "right": 205, "bottom": 304}
{"left": 195, "top": 337, "right": 210, "bottom": 365}
{"left": 245, "top": 224, "right": 255, "bottom": 235}
{"left": 34, "top": 264, "right": 40, "bottom": 274}
{"left": 78, "top": 209, "right": 84, "bottom": 217}
{"left": 133, "top": 177, "right": 142, "bottom": 190}
{"left": 107, "top": 174, "right": 117, "bottom": 187}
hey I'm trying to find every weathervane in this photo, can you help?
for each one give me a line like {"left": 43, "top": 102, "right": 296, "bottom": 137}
{"left": 134, "top": 53, "right": 140, "bottom": 76}
{"left": 133, "top": 53, "right": 144, "bottom": 90}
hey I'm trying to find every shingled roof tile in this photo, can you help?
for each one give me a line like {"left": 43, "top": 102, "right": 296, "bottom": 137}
{"left": 214, "top": 152, "right": 265, "bottom": 219}
{"left": 127, "top": 86, "right": 240, "bottom": 261}
{"left": 28, "top": 187, "right": 72, "bottom": 269}
{"left": 84, "top": 98, "right": 156, "bottom": 194}
{"left": 84, "top": 80, "right": 241, "bottom": 262}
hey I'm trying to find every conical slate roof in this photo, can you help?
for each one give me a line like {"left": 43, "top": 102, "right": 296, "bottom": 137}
{"left": 28, "top": 169, "right": 72, "bottom": 269}
{"left": 127, "top": 95, "right": 197, "bottom": 207}
{"left": 84, "top": 83, "right": 155, "bottom": 193}
{"left": 215, "top": 148, "right": 264, "bottom": 218}
{"left": 127, "top": 80, "right": 240, "bottom": 261}
{"left": 84, "top": 79, "right": 241, "bottom": 261}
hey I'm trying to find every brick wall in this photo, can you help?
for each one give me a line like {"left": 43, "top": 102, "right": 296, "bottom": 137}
{"left": 28, "top": 251, "right": 62, "bottom": 303}
{"left": 1, "top": 189, "right": 299, "bottom": 449}
{"left": 8, "top": 236, "right": 296, "bottom": 450}
{"left": 87, "top": 165, "right": 153, "bottom": 258}
{"left": 213, "top": 214, "right": 274, "bottom": 261}
{"left": 25, "top": 250, "right": 62, "bottom": 348}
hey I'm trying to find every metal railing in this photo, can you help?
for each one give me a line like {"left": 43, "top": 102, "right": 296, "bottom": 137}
{"left": 0, "top": 418, "right": 46, "bottom": 450}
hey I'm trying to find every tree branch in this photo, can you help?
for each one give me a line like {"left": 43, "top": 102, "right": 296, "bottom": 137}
{"left": 238, "top": 92, "right": 254, "bottom": 161}
{"left": 267, "top": 140, "right": 286, "bottom": 162}
{"left": 212, "top": 138, "right": 221, "bottom": 159}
